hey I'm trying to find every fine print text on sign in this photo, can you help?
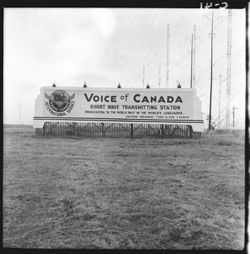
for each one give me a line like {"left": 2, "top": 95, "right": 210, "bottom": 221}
{"left": 81, "top": 92, "right": 187, "bottom": 120}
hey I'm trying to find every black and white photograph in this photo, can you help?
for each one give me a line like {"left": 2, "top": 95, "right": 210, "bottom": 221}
{"left": 3, "top": 3, "right": 246, "bottom": 250}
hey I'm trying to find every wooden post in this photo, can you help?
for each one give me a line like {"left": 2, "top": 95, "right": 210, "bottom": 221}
{"left": 191, "top": 128, "right": 194, "bottom": 138}
{"left": 72, "top": 122, "right": 76, "bottom": 135}
{"left": 101, "top": 123, "right": 105, "bottom": 137}
{"left": 130, "top": 123, "right": 133, "bottom": 138}
{"left": 161, "top": 124, "right": 165, "bottom": 138}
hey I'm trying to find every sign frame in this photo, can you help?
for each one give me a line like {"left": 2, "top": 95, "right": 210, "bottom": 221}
{"left": 34, "top": 86, "right": 204, "bottom": 132}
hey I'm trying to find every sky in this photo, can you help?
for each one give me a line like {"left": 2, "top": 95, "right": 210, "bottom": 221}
{"left": 4, "top": 8, "right": 246, "bottom": 128}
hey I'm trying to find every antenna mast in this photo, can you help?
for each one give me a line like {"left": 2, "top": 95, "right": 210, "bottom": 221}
{"left": 18, "top": 99, "right": 21, "bottom": 125}
{"left": 142, "top": 64, "right": 145, "bottom": 88}
{"left": 208, "top": 11, "right": 214, "bottom": 130}
{"left": 225, "top": 9, "right": 232, "bottom": 129}
{"left": 218, "top": 74, "right": 222, "bottom": 129}
{"left": 193, "top": 25, "right": 196, "bottom": 87}
{"left": 190, "top": 33, "right": 194, "bottom": 88}
{"left": 166, "top": 24, "right": 170, "bottom": 88}
{"left": 158, "top": 65, "right": 161, "bottom": 88}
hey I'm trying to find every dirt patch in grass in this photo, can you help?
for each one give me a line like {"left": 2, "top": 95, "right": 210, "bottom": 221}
{"left": 3, "top": 126, "right": 245, "bottom": 249}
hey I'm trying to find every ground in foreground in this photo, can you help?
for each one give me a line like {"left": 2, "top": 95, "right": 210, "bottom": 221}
{"left": 3, "top": 126, "right": 245, "bottom": 249}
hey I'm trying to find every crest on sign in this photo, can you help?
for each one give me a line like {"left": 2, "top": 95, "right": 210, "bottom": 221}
{"left": 45, "top": 90, "right": 75, "bottom": 116}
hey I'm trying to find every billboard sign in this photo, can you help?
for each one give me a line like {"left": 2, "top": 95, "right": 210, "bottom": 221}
{"left": 34, "top": 87, "right": 204, "bottom": 131}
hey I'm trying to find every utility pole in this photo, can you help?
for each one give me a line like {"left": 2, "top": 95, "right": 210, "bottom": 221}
{"left": 142, "top": 64, "right": 145, "bottom": 88}
{"left": 190, "top": 33, "right": 194, "bottom": 88}
{"left": 232, "top": 106, "right": 238, "bottom": 128}
{"left": 158, "top": 65, "right": 161, "bottom": 88}
{"left": 166, "top": 24, "right": 170, "bottom": 88}
{"left": 218, "top": 74, "right": 222, "bottom": 129}
{"left": 193, "top": 25, "right": 196, "bottom": 87}
{"left": 208, "top": 11, "right": 214, "bottom": 130}
{"left": 226, "top": 9, "right": 232, "bottom": 129}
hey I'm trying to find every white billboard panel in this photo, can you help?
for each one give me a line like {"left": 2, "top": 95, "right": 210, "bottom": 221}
{"left": 34, "top": 87, "right": 204, "bottom": 131}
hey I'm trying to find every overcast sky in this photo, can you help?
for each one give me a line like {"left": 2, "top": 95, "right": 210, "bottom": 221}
{"left": 4, "top": 8, "right": 246, "bottom": 128}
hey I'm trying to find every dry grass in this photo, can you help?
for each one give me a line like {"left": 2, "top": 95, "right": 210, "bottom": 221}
{"left": 3, "top": 125, "right": 245, "bottom": 249}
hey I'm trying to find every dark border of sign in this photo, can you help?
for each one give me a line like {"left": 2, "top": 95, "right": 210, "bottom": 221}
{"left": 1, "top": 0, "right": 249, "bottom": 254}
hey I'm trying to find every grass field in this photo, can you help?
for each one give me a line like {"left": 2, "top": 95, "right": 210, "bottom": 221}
{"left": 3, "top": 125, "right": 245, "bottom": 249}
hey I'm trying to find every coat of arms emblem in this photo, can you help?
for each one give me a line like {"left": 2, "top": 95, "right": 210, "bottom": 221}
{"left": 45, "top": 90, "right": 75, "bottom": 115}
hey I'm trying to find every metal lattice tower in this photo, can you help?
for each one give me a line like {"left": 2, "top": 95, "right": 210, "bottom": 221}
{"left": 166, "top": 24, "right": 170, "bottom": 88}
{"left": 225, "top": 9, "right": 232, "bottom": 129}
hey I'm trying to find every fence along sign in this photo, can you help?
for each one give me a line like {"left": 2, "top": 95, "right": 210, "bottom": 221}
{"left": 34, "top": 87, "right": 204, "bottom": 131}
